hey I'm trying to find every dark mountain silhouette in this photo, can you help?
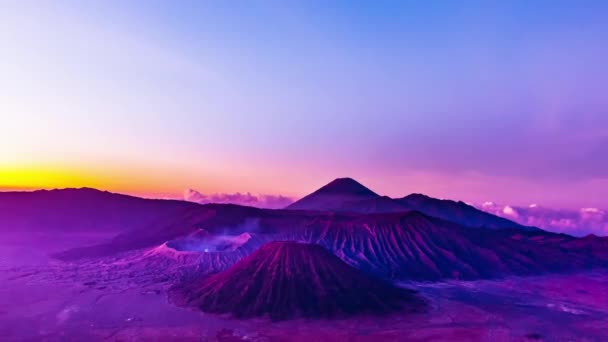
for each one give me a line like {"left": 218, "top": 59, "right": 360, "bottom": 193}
{"left": 2, "top": 180, "right": 525, "bottom": 238}
{"left": 169, "top": 241, "right": 423, "bottom": 320}
{"left": 285, "top": 178, "right": 527, "bottom": 230}
{"left": 395, "top": 193, "right": 534, "bottom": 230}
{"left": 337, "top": 195, "right": 408, "bottom": 213}
{"left": 0, "top": 188, "right": 200, "bottom": 233}
{"left": 285, "top": 177, "right": 379, "bottom": 211}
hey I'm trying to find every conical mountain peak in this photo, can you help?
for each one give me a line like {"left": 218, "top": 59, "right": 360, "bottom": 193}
{"left": 286, "top": 178, "right": 379, "bottom": 211}
{"left": 313, "top": 177, "right": 378, "bottom": 196}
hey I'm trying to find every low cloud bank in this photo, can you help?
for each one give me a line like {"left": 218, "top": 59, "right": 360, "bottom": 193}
{"left": 479, "top": 202, "right": 608, "bottom": 237}
{"left": 184, "top": 189, "right": 294, "bottom": 209}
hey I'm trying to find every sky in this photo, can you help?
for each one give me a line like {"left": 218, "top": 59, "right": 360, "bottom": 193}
{"left": 1, "top": 1, "right": 608, "bottom": 212}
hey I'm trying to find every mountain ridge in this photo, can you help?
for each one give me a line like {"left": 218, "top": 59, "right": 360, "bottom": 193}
{"left": 286, "top": 178, "right": 529, "bottom": 230}
{"left": 285, "top": 177, "right": 379, "bottom": 211}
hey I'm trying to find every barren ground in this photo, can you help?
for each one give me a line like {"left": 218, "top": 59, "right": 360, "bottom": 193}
{"left": 1, "top": 233, "right": 607, "bottom": 342}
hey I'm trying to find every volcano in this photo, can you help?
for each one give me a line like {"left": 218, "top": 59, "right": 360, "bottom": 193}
{"left": 285, "top": 178, "right": 527, "bottom": 230}
{"left": 169, "top": 241, "right": 423, "bottom": 320}
{"left": 60, "top": 204, "right": 608, "bottom": 281}
{"left": 285, "top": 177, "right": 380, "bottom": 211}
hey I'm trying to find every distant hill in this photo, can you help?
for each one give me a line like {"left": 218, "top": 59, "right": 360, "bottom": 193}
{"left": 0, "top": 180, "right": 530, "bottom": 236}
{"left": 285, "top": 177, "right": 379, "bottom": 211}
{"left": 394, "top": 193, "right": 535, "bottom": 230}
{"left": 0, "top": 188, "right": 200, "bottom": 234}
{"left": 286, "top": 178, "right": 530, "bottom": 230}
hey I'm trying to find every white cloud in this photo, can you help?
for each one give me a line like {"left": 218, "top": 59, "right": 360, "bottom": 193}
{"left": 478, "top": 202, "right": 608, "bottom": 237}
{"left": 184, "top": 189, "right": 294, "bottom": 209}
{"left": 502, "top": 205, "right": 519, "bottom": 218}
{"left": 581, "top": 207, "right": 603, "bottom": 214}
{"left": 482, "top": 201, "right": 495, "bottom": 208}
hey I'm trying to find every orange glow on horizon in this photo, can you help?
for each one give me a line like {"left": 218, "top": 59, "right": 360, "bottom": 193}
{"left": 0, "top": 164, "right": 306, "bottom": 200}
{"left": 0, "top": 166, "right": 186, "bottom": 199}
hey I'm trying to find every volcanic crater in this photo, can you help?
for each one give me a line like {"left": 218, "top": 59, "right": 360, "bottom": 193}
{"left": 169, "top": 241, "right": 425, "bottom": 320}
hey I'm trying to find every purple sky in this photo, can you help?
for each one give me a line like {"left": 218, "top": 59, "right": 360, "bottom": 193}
{"left": 1, "top": 1, "right": 607, "bottom": 213}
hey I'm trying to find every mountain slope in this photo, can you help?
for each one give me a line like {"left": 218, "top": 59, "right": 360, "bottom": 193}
{"left": 286, "top": 178, "right": 527, "bottom": 230}
{"left": 169, "top": 241, "right": 423, "bottom": 320}
{"left": 285, "top": 177, "right": 380, "bottom": 211}
{"left": 395, "top": 193, "right": 533, "bottom": 230}
{"left": 59, "top": 205, "right": 608, "bottom": 281}
{"left": 258, "top": 212, "right": 606, "bottom": 280}
{"left": 0, "top": 188, "right": 201, "bottom": 234}
{"left": 337, "top": 195, "right": 408, "bottom": 213}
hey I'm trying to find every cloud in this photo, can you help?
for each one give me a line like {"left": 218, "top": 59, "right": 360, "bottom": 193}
{"left": 184, "top": 189, "right": 294, "bottom": 209}
{"left": 502, "top": 205, "right": 519, "bottom": 218}
{"left": 478, "top": 202, "right": 608, "bottom": 237}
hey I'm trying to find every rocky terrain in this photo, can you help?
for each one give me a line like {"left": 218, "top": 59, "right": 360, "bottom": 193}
{"left": 170, "top": 241, "right": 424, "bottom": 320}
{"left": 2, "top": 178, "right": 608, "bottom": 340}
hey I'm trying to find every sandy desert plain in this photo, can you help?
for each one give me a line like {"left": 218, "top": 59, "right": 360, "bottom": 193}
{"left": 2, "top": 231, "right": 607, "bottom": 342}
